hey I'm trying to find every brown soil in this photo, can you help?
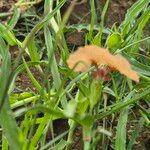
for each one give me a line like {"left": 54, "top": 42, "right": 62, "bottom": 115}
{"left": 15, "top": 67, "right": 43, "bottom": 92}
{"left": 0, "top": 0, "right": 16, "bottom": 12}
{"left": 104, "top": 0, "right": 137, "bottom": 26}
{"left": 64, "top": 0, "right": 136, "bottom": 46}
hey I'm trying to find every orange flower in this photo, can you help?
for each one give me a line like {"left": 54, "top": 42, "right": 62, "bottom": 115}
{"left": 67, "top": 45, "right": 139, "bottom": 82}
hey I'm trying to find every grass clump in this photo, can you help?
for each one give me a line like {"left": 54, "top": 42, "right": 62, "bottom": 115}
{"left": 0, "top": 0, "right": 150, "bottom": 149}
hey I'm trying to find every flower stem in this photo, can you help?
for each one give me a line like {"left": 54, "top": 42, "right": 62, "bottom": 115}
{"left": 66, "top": 120, "right": 77, "bottom": 150}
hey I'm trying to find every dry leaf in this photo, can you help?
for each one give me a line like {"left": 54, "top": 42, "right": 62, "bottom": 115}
{"left": 67, "top": 45, "right": 139, "bottom": 82}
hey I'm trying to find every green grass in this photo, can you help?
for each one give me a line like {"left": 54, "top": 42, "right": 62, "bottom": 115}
{"left": 0, "top": 0, "right": 150, "bottom": 149}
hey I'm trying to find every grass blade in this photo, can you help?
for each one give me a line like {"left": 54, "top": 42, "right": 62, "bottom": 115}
{"left": 115, "top": 108, "right": 129, "bottom": 150}
{"left": 120, "top": 0, "right": 149, "bottom": 37}
{"left": 0, "top": 37, "right": 23, "bottom": 149}
{"left": 96, "top": 88, "right": 150, "bottom": 119}
{"left": 8, "top": 8, "right": 21, "bottom": 30}
{"left": 127, "top": 118, "right": 144, "bottom": 150}
{"left": 22, "top": 0, "right": 66, "bottom": 48}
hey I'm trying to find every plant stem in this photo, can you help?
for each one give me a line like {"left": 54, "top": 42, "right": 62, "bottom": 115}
{"left": 83, "top": 127, "right": 91, "bottom": 150}
{"left": 66, "top": 120, "right": 77, "bottom": 150}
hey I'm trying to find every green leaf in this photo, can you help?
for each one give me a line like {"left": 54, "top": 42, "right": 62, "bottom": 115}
{"left": 28, "top": 105, "right": 94, "bottom": 128}
{"left": 2, "top": 135, "right": 8, "bottom": 150}
{"left": 89, "top": 80, "right": 102, "bottom": 110}
{"left": 0, "top": 38, "right": 23, "bottom": 150}
{"left": 0, "top": 23, "right": 17, "bottom": 46}
{"left": 115, "top": 108, "right": 128, "bottom": 150}
{"left": 76, "top": 99, "right": 89, "bottom": 115}
{"left": 115, "top": 91, "right": 135, "bottom": 150}
{"left": 64, "top": 100, "right": 77, "bottom": 118}
{"left": 8, "top": 8, "right": 21, "bottom": 30}
{"left": 106, "top": 32, "right": 122, "bottom": 49}
{"left": 77, "top": 114, "right": 94, "bottom": 128}
{"left": 22, "top": 0, "right": 66, "bottom": 48}
{"left": 120, "top": 0, "right": 149, "bottom": 37}
{"left": 40, "top": 131, "right": 68, "bottom": 150}
{"left": 52, "top": 139, "right": 67, "bottom": 150}
{"left": 93, "top": 0, "right": 110, "bottom": 45}
{"left": 27, "top": 38, "right": 40, "bottom": 62}
{"left": 96, "top": 88, "right": 150, "bottom": 119}
{"left": 123, "top": 52, "right": 150, "bottom": 76}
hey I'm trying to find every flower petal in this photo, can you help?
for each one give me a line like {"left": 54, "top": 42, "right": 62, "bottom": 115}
{"left": 67, "top": 45, "right": 139, "bottom": 82}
